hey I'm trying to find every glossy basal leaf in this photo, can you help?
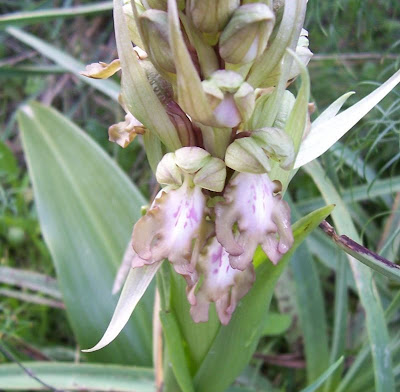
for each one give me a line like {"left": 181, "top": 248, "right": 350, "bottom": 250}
{"left": 305, "top": 160, "right": 395, "bottom": 392}
{"left": 18, "top": 101, "right": 153, "bottom": 365}
{"left": 193, "top": 205, "right": 334, "bottom": 392}
{"left": 0, "top": 362, "right": 154, "bottom": 391}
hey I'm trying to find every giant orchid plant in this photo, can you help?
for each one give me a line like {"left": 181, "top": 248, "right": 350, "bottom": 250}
{"left": 78, "top": 1, "right": 400, "bottom": 391}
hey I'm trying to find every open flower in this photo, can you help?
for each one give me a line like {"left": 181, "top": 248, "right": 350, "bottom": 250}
{"left": 189, "top": 237, "right": 255, "bottom": 325}
{"left": 215, "top": 172, "right": 293, "bottom": 270}
{"left": 131, "top": 147, "right": 226, "bottom": 286}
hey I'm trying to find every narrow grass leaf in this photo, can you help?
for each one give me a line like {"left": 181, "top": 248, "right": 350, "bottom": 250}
{"left": 6, "top": 26, "right": 120, "bottom": 101}
{"left": 0, "top": 266, "right": 61, "bottom": 299}
{"left": 300, "top": 357, "right": 344, "bottom": 392}
{"left": 320, "top": 220, "right": 400, "bottom": 283}
{"left": 0, "top": 288, "right": 65, "bottom": 309}
{"left": 296, "top": 175, "right": 400, "bottom": 214}
{"left": 305, "top": 160, "right": 395, "bottom": 392}
{"left": 18, "top": 101, "right": 153, "bottom": 365}
{"left": 193, "top": 205, "right": 334, "bottom": 392}
{"left": 0, "top": 362, "right": 154, "bottom": 391}
{"left": 0, "top": 2, "right": 113, "bottom": 27}
{"left": 295, "top": 69, "right": 400, "bottom": 168}
{"left": 289, "top": 212, "right": 330, "bottom": 383}
{"left": 337, "top": 291, "right": 400, "bottom": 392}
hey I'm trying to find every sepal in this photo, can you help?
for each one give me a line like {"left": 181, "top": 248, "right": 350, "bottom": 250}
{"left": 219, "top": 3, "right": 275, "bottom": 64}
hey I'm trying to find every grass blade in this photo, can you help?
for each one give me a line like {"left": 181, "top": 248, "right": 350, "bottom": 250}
{"left": 0, "top": 266, "right": 61, "bottom": 299}
{"left": 0, "top": 2, "right": 113, "bottom": 27}
{"left": 320, "top": 220, "right": 400, "bottom": 283}
{"left": 6, "top": 27, "right": 119, "bottom": 101}
{"left": 0, "top": 362, "right": 154, "bottom": 391}
{"left": 305, "top": 160, "right": 395, "bottom": 392}
{"left": 300, "top": 357, "right": 344, "bottom": 392}
{"left": 290, "top": 200, "right": 330, "bottom": 384}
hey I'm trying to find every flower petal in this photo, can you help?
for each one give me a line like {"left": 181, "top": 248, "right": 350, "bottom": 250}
{"left": 215, "top": 172, "right": 293, "bottom": 270}
{"left": 80, "top": 59, "right": 121, "bottom": 79}
{"left": 190, "top": 237, "right": 255, "bottom": 325}
{"left": 132, "top": 182, "right": 206, "bottom": 285}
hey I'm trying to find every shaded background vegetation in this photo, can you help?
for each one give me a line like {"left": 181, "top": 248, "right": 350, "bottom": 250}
{"left": 0, "top": 0, "right": 399, "bottom": 390}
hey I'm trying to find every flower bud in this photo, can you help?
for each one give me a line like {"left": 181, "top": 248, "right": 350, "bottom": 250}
{"left": 225, "top": 127, "right": 294, "bottom": 173}
{"left": 288, "top": 29, "right": 313, "bottom": 80}
{"left": 156, "top": 147, "right": 227, "bottom": 192}
{"left": 219, "top": 3, "right": 275, "bottom": 64}
{"left": 202, "top": 70, "right": 255, "bottom": 128}
{"left": 225, "top": 137, "right": 270, "bottom": 174}
{"left": 155, "top": 152, "right": 183, "bottom": 186}
{"left": 252, "top": 127, "right": 295, "bottom": 170}
{"left": 139, "top": 10, "right": 176, "bottom": 75}
{"left": 187, "top": 0, "right": 240, "bottom": 34}
{"left": 193, "top": 157, "right": 227, "bottom": 192}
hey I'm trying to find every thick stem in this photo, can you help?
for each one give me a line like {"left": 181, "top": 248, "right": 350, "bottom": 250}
{"left": 197, "top": 124, "right": 232, "bottom": 159}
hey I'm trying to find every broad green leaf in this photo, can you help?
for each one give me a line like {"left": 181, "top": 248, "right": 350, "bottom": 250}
{"left": 0, "top": 266, "right": 61, "bottom": 299}
{"left": 295, "top": 69, "right": 400, "bottom": 168}
{"left": 0, "top": 2, "right": 113, "bottom": 26}
{"left": 193, "top": 205, "right": 334, "bottom": 392}
{"left": 83, "top": 263, "right": 161, "bottom": 353}
{"left": 289, "top": 213, "right": 330, "bottom": 383}
{"left": 320, "top": 221, "right": 400, "bottom": 283}
{"left": 300, "top": 357, "right": 344, "bottom": 392}
{"left": 160, "top": 311, "right": 195, "bottom": 392}
{"left": 0, "top": 362, "right": 154, "bottom": 391}
{"left": 6, "top": 27, "right": 120, "bottom": 101}
{"left": 262, "top": 312, "right": 291, "bottom": 336}
{"left": 114, "top": 0, "right": 181, "bottom": 151}
{"left": 305, "top": 160, "right": 395, "bottom": 392}
{"left": 18, "top": 101, "right": 153, "bottom": 365}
